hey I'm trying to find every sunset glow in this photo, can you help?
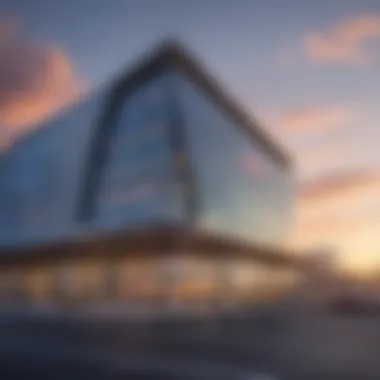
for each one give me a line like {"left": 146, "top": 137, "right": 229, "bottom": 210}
{"left": 1, "top": 2, "right": 379, "bottom": 273}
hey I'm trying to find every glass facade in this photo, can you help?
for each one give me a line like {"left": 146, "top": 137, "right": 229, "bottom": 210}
{"left": 0, "top": 267, "right": 26, "bottom": 301}
{"left": 54, "top": 259, "right": 107, "bottom": 304}
{"left": 177, "top": 75, "right": 293, "bottom": 245}
{"left": 94, "top": 73, "right": 184, "bottom": 228}
{"left": 168, "top": 255, "right": 220, "bottom": 305}
{"left": 0, "top": 255, "right": 299, "bottom": 311}
{"left": 0, "top": 132, "right": 62, "bottom": 243}
{"left": 115, "top": 258, "right": 166, "bottom": 302}
{"left": 0, "top": 91, "right": 107, "bottom": 247}
{"left": 0, "top": 69, "right": 292, "bottom": 247}
{"left": 26, "top": 264, "right": 54, "bottom": 302}
{"left": 0, "top": 46, "right": 296, "bottom": 314}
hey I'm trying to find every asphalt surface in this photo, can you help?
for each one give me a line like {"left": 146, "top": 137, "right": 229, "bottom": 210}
{"left": 0, "top": 308, "right": 283, "bottom": 380}
{"left": 1, "top": 305, "right": 380, "bottom": 380}
{"left": 0, "top": 313, "right": 279, "bottom": 380}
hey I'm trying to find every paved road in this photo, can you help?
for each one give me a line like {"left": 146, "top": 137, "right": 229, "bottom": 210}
{"left": 0, "top": 323, "right": 276, "bottom": 380}
{"left": 277, "top": 306, "right": 380, "bottom": 379}
{"left": 0, "top": 310, "right": 282, "bottom": 368}
{"left": 1, "top": 306, "right": 380, "bottom": 379}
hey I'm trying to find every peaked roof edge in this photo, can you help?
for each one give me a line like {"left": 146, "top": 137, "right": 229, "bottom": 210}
{"left": 110, "top": 39, "right": 292, "bottom": 168}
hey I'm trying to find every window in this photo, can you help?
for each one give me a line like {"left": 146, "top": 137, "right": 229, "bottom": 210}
{"left": 94, "top": 73, "right": 184, "bottom": 226}
{"left": 55, "top": 259, "right": 106, "bottom": 304}
{"left": 26, "top": 265, "right": 54, "bottom": 302}
{"left": 0, "top": 267, "right": 27, "bottom": 300}
{"left": 168, "top": 255, "right": 220, "bottom": 305}
{"left": 178, "top": 75, "right": 293, "bottom": 245}
{"left": 116, "top": 257, "right": 166, "bottom": 303}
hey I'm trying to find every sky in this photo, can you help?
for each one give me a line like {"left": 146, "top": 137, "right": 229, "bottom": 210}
{"left": 0, "top": 0, "right": 379, "bottom": 273}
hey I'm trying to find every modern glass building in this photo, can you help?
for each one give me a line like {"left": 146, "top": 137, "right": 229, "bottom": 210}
{"left": 0, "top": 41, "right": 299, "bottom": 314}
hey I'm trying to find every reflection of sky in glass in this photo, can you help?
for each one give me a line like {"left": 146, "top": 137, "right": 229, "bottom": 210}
{"left": 178, "top": 75, "right": 293, "bottom": 245}
{"left": 3, "top": 128, "right": 63, "bottom": 236}
{"left": 0, "top": 65, "right": 293, "bottom": 248}
{"left": 95, "top": 73, "right": 184, "bottom": 225}
{"left": 0, "top": 89, "right": 109, "bottom": 245}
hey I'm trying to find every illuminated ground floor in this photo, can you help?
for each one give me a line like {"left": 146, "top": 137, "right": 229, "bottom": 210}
{"left": 0, "top": 227, "right": 302, "bottom": 314}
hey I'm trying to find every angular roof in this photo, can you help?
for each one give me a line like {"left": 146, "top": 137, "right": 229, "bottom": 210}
{"left": 78, "top": 40, "right": 293, "bottom": 222}
{"left": 3, "top": 40, "right": 291, "bottom": 170}
{"left": 106, "top": 39, "right": 292, "bottom": 168}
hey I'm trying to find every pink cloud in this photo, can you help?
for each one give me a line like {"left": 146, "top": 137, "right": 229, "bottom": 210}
{"left": 300, "top": 143, "right": 346, "bottom": 166}
{"left": 291, "top": 166, "right": 380, "bottom": 269}
{"left": 275, "top": 106, "right": 352, "bottom": 134}
{"left": 0, "top": 18, "right": 85, "bottom": 148}
{"left": 296, "top": 217, "right": 359, "bottom": 239}
{"left": 298, "top": 167, "right": 380, "bottom": 202}
{"left": 304, "top": 14, "right": 380, "bottom": 64}
{"left": 295, "top": 137, "right": 349, "bottom": 178}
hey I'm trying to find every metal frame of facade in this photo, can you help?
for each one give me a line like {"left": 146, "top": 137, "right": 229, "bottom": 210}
{"left": 0, "top": 225, "right": 302, "bottom": 269}
{"left": 77, "top": 40, "right": 292, "bottom": 223}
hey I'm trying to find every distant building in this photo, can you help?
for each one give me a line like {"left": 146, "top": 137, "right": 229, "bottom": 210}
{"left": 0, "top": 41, "right": 299, "bottom": 314}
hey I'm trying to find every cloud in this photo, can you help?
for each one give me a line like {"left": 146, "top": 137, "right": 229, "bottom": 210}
{"left": 304, "top": 14, "right": 380, "bottom": 64}
{"left": 291, "top": 166, "right": 380, "bottom": 271}
{"left": 0, "top": 18, "right": 84, "bottom": 148}
{"left": 298, "top": 167, "right": 380, "bottom": 202}
{"left": 296, "top": 141, "right": 347, "bottom": 177}
{"left": 295, "top": 192, "right": 380, "bottom": 234}
{"left": 291, "top": 204, "right": 380, "bottom": 270}
{"left": 294, "top": 217, "right": 358, "bottom": 242}
{"left": 275, "top": 106, "right": 351, "bottom": 134}
{"left": 300, "top": 142, "right": 345, "bottom": 166}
